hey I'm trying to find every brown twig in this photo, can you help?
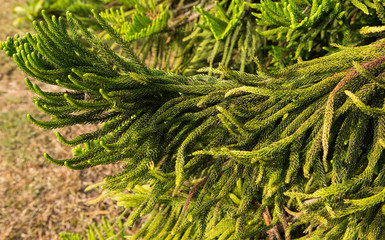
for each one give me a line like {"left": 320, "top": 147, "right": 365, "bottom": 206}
{"left": 182, "top": 176, "right": 209, "bottom": 213}
{"left": 256, "top": 202, "right": 283, "bottom": 240}
{"left": 281, "top": 209, "right": 290, "bottom": 240}
{"left": 172, "top": 4, "right": 215, "bottom": 28}
{"left": 264, "top": 56, "right": 273, "bottom": 69}
{"left": 104, "top": 0, "right": 119, "bottom": 9}
{"left": 331, "top": 55, "right": 385, "bottom": 95}
{"left": 173, "top": 1, "right": 200, "bottom": 11}
{"left": 262, "top": 206, "right": 274, "bottom": 240}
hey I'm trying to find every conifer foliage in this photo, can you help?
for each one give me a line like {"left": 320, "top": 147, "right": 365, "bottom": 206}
{"left": 3, "top": 0, "right": 385, "bottom": 239}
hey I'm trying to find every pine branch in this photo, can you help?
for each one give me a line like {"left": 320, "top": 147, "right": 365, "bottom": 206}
{"left": 4, "top": 2, "right": 385, "bottom": 239}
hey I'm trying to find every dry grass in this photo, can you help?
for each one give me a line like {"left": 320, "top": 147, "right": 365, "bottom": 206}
{"left": 0, "top": 1, "right": 125, "bottom": 239}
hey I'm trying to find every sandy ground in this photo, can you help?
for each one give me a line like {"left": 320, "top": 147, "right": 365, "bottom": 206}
{"left": 0, "top": 1, "right": 124, "bottom": 239}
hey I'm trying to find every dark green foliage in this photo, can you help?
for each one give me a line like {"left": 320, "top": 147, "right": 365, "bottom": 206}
{"left": 14, "top": 0, "right": 263, "bottom": 74}
{"left": 255, "top": 0, "right": 385, "bottom": 66}
{"left": 99, "top": 0, "right": 264, "bottom": 74}
{"left": 100, "top": 3, "right": 170, "bottom": 42}
{"left": 4, "top": 0, "right": 385, "bottom": 239}
{"left": 13, "top": 0, "right": 106, "bottom": 25}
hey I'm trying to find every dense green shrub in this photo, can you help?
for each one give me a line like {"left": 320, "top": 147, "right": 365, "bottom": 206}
{"left": 3, "top": 0, "right": 385, "bottom": 239}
